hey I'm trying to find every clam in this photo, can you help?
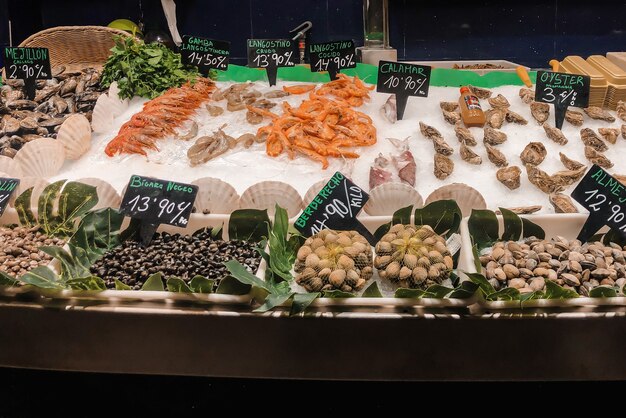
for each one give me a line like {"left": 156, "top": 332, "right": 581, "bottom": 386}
{"left": 191, "top": 177, "right": 240, "bottom": 215}
{"left": 240, "top": 181, "right": 302, "bottom": 217}
{"left": 364, "top": 182, "right": 423, "bottom": 215}
{"left": 425, "top": 183, "right": 486, "bottom": 217}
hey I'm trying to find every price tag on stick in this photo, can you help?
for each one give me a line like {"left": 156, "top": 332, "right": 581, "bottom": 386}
{"left": 294, "top": 172, "right": 375, "bottom": 245}
{"left": 571, "top": 165, "right": 626, "bottom": 242}
{"left": 376, "top": 60, "right": 431, "bottom": 120}
{"left": 535, "top": 70, "right": 590, "bottom": 129}
{"left": 3, "top": 47, "right": 52, "bottom": 100}
{"left": 308, "top": 40, "right": 356, "bottom": 81}
{"left": 247, "top": 39, "right": 296, "bottom": 87}
{"left": 0, "top": 178, "right": 19, "bottom": 217}
{"left": 180, "top": 35, "right": 230, "bottom": 73}
{"left": 120, "top": 175, "right": 199, "bottom": 245}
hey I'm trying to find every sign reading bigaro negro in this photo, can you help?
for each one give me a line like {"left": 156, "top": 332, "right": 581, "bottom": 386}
{"left": 294, "top": 172, "right": 375, "bottom": 244}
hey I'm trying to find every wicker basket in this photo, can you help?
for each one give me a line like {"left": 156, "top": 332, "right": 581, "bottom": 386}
{"left": 18, "top": 25, "right": 134, "bottom": 72}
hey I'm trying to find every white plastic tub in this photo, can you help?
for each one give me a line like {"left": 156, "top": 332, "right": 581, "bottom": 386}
{"left": 459, "top": 213, "right": 626, "bottom": 309}
{"left": 405, "top": 60, "right": 527, "bottom": 75}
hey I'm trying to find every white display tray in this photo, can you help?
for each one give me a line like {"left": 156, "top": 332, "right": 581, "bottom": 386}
{"left": 459, "top": 213, "right": 626, "bottom": 309}
{"left": 405, "top": 59, "right": 528, "bottom": 75}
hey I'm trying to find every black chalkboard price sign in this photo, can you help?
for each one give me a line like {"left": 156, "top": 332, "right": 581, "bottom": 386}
{"left": 247, "top": 39, "right": 296, "bottom": 87}
{"left": 571, "top": 165, "right": 626, "bottom": 242}
{"left": 0, "top": 178, "right": 19, "bottom": 217}
{"left": 120, "top": 175, "right": 199, "bottom": 245}
{"left": 308, "top": 40, "right": 356, "bottom": 81}
{"left": 180, "top": 35, "right": 230, "bottom": 73}
{"left": 535, "top": 70, "right": 591, "bottom": 129}
{"left": 294, "top": 172, "right": 375, "bottom": 245}
{"left": 376, "top": 60, "right": 431, "bottom": 120}
{"left": 3, "top": 47, "right": 52, "bottom": 100}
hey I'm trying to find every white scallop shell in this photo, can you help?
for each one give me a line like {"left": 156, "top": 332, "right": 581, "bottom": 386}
{"left": 303, "top": 179, "right": 329, "bottom": 208}
{"left": 425, "top": 183, "right": 486, "bottom": 217}
{"left": 0, "top": 156, "right": 23, "bottom": 178}
{"left": 14, "top": 138, "right": 66, "bottom": 178}
{"left": 11, "top": 177, "right": 49, "bottom": 210}
{"left": 240, "top": 181, "right": 302, "bottom": 217}
{"left": 75, "top": 177, "right": 121, "bottom": 210}
{"left": 191, "top": 177, "right": 240, "bottom": 214}
{"left": 364, "top": 182, "right": 424, "bottom": 216}
{"left": 57, "top": 114, "right": 92, "bottom": 160}
{"left": 91, "top": 94, "right": 116, "bottom": 133}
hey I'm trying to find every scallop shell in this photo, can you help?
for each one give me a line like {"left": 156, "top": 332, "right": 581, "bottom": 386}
{"left": 0, "top": 156, "right": 23, "bottom": 177}
{"left": 303, "top": 179, "right": 330, "bottom": 208}
{"left": 191, "top": 177, "right": 240, "bottom": 214}
{"left": 57, "top": 114, "right": 91, "bottom": 160}
{"left": 364, "top": 182, "right": 423, "bottom": 216}
{"left": 14, "top": 138, "right": 66, "bottom": 178}
{"left": 240, "top": 181, "right": 302, "bottom": 217}
{"left": 91, "top": 93, "right": 116, "bottom": 133}
{"left": 11, "top": 177, "right": 49, "bottom": 211}
{"left": 75, "top": 177, "right": 121, "bottom": 210}
{"left": 425, "top": 183, "right": 486, "bottom": 217}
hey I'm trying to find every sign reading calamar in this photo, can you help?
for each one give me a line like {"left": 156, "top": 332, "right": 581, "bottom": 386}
{"left": 376, "top": 60, "right": 431, "bottom": 120}
{"left": 571, "top": 165, "right": 626, "bottom": 242}
{"left": 294, "top": 172, "right": 375, "bottom": 245}
{"left": 308, "top": 40, "right": 356, "bottom": 80}
{"left": 247, "top": 39, "right": 296, "bottom": 87}
{"left": 181, "top": 35, "right": 230, "bottom": 73}
{"left": 0, "top": 178, "right": 19, "bottom": 217}
{"left": 3, "top": 47, "right": 52, "bottom": 100}
{"left": 120, "top": 175, "right": 199, "bottom": 245}
{"left": 535, "top": 70, "right": 591, "bottom": 129}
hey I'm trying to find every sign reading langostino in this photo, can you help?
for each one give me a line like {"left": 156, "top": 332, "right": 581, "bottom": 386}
{"left": 308, "top": 40, "right": 356, "bottom": 80}
{"left": 571, "top": 165, "right": 626, "bottom": 242}
{"left": 535, "top": 70, "right": 590, "bottom": 129}
{"left": 294, "top": 172, "right": 375, "bottom": 244}
{"left": 247, "top": 39, "right": 295, "bottom": 86}
{"left": 376, "top": 60, "right": 431, "bottom": 120}
{"left": 181, "top": 35, "right": 230, "bottom": 72}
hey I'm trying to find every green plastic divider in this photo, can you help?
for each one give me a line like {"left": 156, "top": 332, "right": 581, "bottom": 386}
{"left": 215, "top": 63, "right": 536, "bottom": 88}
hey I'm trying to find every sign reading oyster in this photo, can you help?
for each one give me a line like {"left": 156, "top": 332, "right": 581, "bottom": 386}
{"left": 376, "top": 60, "right": 431, "bottom": 120}
{"left": 535, "top": 70, "right": 590, "bottom": 129}
{"left": 295, "top": 172, "right": 375, "bottom": 245}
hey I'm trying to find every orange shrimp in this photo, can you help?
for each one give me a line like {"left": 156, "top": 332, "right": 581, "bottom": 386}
{"left": 283, "top": 84, "right": 316, "bottom": 94}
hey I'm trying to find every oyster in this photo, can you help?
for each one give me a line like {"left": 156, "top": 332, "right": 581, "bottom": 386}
{"left": 483, "top": 127, "right": 507, "bottom": 145}
{"left": 381, "top": 94, "right": 397, "bottom": 123}
{"left": 526, "top": 165, "right": 562, "bottom": 194}
{"left": 505, "top": 109, "right": 528, "bottom": 125}
{"left": 550, "top": 193, "right": 578, "bottom": 213}
{"left": 496, "top": 166, "right": 521, "bottom": 190}
{"left": 485, "top": 108, "right": 505, "bottom": 129}
{"left": 442, "top": 110, "right": 461, "bottom": 125}
{"left": 530, "top": 102, "right": 550, "bottom": 124}
{"left": 520, "top": 142, "right": 546, "bottom": 166}
{"left": 618, "top": 100, "right": 626, "bottom": 122}
{"left": 432, "top": 136, "right": 454, "bottom": 156}
{"left": 543, "top": 124, "right": 568, "bottom": 145}
{"left": 439, "top": 101, "right": 459, "bottom": 112}
{"left": 434, "top": 153, "right": 454, "bottom": 180}
{"left": 419, "top": 122, "right": 443, "bottom": 140}
{"left": 488, "top": 94, "right": 510, "bottom": 109}
{"left": 454, "top": 123, "right": 476, "bottom": 146}
{"left": 559, "top": 152, "right": 585, "bottom": 171}
{"left": 497, "top": 206, "right": 542, "bottom": 215}
{"left": 369, "top": 154, "right": 392, "bottom": 190}
{"left": 565, "top": 110, "right": 584, "bottom": 126}
{"left": 468, "top": 85, "right": 492, "bottom": 99}
{"left": 519, "top": 87, "right": 534, "bottom": 104}
{"left": 584, "top": 146, "right": 613, "bottom": 169}
{"left": 580, "top": 128, "right": 608, "bottom": 152}
{"left": 584, "top": 106, "right": 615, "bottom": 122}
{"left": 460, "top": 142, "right": 482, "bottom": 165}
{"left": 485, "top": 143, "right": 508, "bottom": 167}
{"left": 552, "top": 167, "right": 587, "bottom": 187}
{"left": 598, "top": 128, "right": 619, "bottom": 144}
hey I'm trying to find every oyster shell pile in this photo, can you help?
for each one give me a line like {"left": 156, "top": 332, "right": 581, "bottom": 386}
{"left": 559, "top": 152, "right": 585, "bottom": 171}
{"left": 294, "top": 229, "right": 373, "bottom": 293}
{"left": 580, "top": 128, "right": 608, "bottom": 152}
{"left": 485, "top": 143, "right": 508, "bottom": 167}
{"left": 518, "top": 88, "right": 534, "bottom": 104}
{"left": 483, "top": 127, "right": 507, "bottom": 145}
{"left": 479, "top": 237, "right": 626, "bottom": 296}
{"left": 460, "top": 142, "right": 482, "bottom": 165}
{"left": 565, "top": 110, "right": 584, "bottom": 126}
{"left": 0, "top": 66, "right": 104, "bottom": 158}
{"left": 598, "top": 127, "right": 619, "bottom": 144}
{"left": 550, "top": 193, "right": 578, "bottom": 213}
{"left": 374, "top": 224, "right": 453, "bottom": 289}
{"left": 584, "top": 146, "right": 613, "bottom": 169}
{"left": 485, "top": 108, "right": 505, "bottom": 129}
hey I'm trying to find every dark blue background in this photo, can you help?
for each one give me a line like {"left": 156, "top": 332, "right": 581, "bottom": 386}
{"left": 1, "top": 0, "right": 625, "bottom": 68}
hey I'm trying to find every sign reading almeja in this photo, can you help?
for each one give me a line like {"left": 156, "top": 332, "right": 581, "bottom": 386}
{"left": 376, "top": 60, "right": 431, "bottom": 120}
{"left": 294, "top": 172, "right": 375, "bottom": 245}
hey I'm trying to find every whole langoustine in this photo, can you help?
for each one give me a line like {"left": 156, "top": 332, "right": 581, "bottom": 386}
{"left": 104, "top": 78, "right": 215, "bottom": 157}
